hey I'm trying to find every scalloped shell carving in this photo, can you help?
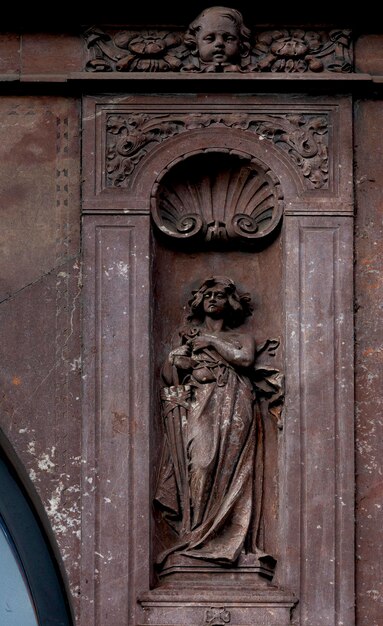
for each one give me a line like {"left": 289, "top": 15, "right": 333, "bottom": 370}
{"left": 151, "top": 153, "right": 283, "bottom": 245}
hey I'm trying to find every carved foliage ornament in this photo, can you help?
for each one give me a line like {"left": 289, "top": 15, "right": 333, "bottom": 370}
{"left": 106, "top": 112, "right": 329, "bottom": 190}
{"left": 85, "top": 7, "right": 352, "bottom": 74}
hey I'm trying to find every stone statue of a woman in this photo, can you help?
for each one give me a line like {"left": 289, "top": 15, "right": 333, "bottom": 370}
{"left": 155, "top": 276, "right": 280, "bottom": 576}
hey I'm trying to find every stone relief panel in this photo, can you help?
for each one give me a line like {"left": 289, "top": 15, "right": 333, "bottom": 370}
{"left": 105, "top": 111, "right": 329, "bottom": 191}
{"left": 84, "top": 6, "right": 353, "bottom": 74}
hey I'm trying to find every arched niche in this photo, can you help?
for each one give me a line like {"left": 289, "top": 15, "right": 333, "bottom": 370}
{"left": 81, "top": 92, "right": 353, "bottom": 626}
{"left": 149, "top": 148, "right": 285, "bottom": 586}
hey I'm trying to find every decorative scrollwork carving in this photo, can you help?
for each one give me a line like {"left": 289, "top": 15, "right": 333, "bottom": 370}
{"left": 151, "top": 153, "right": 283, "bottom": 245}
{"left": 105, "top": 112, "right": 329, "bottom": 189}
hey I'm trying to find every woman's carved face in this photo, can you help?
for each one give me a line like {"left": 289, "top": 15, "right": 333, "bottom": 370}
{"left": 202, "top": 284, "right": 228, "bottom": 317}
{"left": 195, "top": 14, "right": 240, "bottom": 65}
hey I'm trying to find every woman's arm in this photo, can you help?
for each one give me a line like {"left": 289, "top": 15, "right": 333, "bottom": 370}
{"left": 162, "top": 344, "right": 193, "bottom": 386}
{"left": 190, "top": 332, "right": 255, "bottom": 368}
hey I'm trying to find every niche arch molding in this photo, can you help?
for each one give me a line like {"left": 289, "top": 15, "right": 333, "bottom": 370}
{"left": 128, "top": 127, "right": 303, "bottom": 205}
{"left": 82, "top": 93, "right": 340, "bottom": 214}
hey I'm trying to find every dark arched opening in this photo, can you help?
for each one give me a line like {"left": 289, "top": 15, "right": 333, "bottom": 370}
{"left": 0, "top": 444, "right": 73, "bottom": 625}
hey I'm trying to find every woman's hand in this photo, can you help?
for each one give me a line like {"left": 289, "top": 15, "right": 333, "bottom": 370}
{"left": 188, "top": 334, "right": 214, "bottom": 352}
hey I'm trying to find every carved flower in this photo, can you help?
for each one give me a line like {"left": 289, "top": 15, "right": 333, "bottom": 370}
{"left": 304, "top": 30, "right": 322, "bottom": 50}
{"left": 112, "top": 30, "right": 184, "bottom": 72}
{"left": 271, "top": 37, "right": 309, "bottom": 59}
{"left": 253, "top": 29, "right": 325, "bottom": 72}
{"left": 129, "top": 37, "right": 167, "bottom": 56}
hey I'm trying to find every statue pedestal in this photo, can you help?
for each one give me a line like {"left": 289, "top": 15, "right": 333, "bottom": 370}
{"left": 139, "top": 584, "right": 297, "bottom": 626}
{"left": 140, "top": 553, "right": 296, "bottom": 625}
{"left": 158, "top": 551, "right": 277, "bottom": 582}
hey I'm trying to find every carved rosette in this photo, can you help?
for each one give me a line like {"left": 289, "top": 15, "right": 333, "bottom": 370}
{"left": 150, "top": 153, "right": 283, "bottom": 245}
{"left": 105, "top": 112, "right": 329, "bottom": 190}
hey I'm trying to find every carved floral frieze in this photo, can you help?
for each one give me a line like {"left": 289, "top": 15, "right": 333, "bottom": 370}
{"left": 85, "top": 24, "right": 352, "bottom": 74}
{"left": 105, "top": 112, "right": 329, "bottom": 190}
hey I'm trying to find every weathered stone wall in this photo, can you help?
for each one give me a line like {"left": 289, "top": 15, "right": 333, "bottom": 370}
{"left": 0, "top": 21, "right": 382, "bottom": 626}
{"left": 0, "top": 96, "right": 82, "bottom": 617}
{"left": 354, "top": 98, "right": 383, "bottom": 626}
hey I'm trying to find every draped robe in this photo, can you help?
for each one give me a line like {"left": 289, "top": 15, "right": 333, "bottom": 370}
{"left": 155, "top": 332, "right": 263, "bottom": 567}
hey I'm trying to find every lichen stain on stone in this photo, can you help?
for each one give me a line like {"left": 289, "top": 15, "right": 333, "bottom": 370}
{"left": 366, "top": 589, "right": 383, "bottom": 603}
{"left": 24, "top": 443, "right": 82, "bottom": 546}
{"left": 27, "top": 440, "right": 36, "bottom": 455}
{"left": 26, "top": 442, "right": 57, "bottom": 473}
{"left": 112, "top": 411, "right": 128, "bottom": 434}
{"left": 37, "top": 446, "right": 56, "bottom": 471}
{"left": 103, "top": 260, "right": 130, "bottom": 280}
{"left": 362, "top": 346, "right": 383, "bottom": 359}
{"left": 45, "top": 478, "right": 81, "bottom": 540}
{"left": 116, "top": 260, "right": 130, "bottom": 279}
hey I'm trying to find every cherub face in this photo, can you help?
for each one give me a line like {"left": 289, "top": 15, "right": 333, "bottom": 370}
{"left": 195, "top": 14, "right": 240, "bottom": 66}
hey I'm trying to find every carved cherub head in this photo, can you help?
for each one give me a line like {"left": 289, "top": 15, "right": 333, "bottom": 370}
{"left": 184, "top": 6, "right": 251, "bottom": 71}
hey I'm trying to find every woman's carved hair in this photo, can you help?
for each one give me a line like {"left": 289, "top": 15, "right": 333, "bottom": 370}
{"left": 187, "top": 276, "right": 253, "bottom": 328}
{"left": 184, "top": 6, "right": 251, "bottom": 59}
